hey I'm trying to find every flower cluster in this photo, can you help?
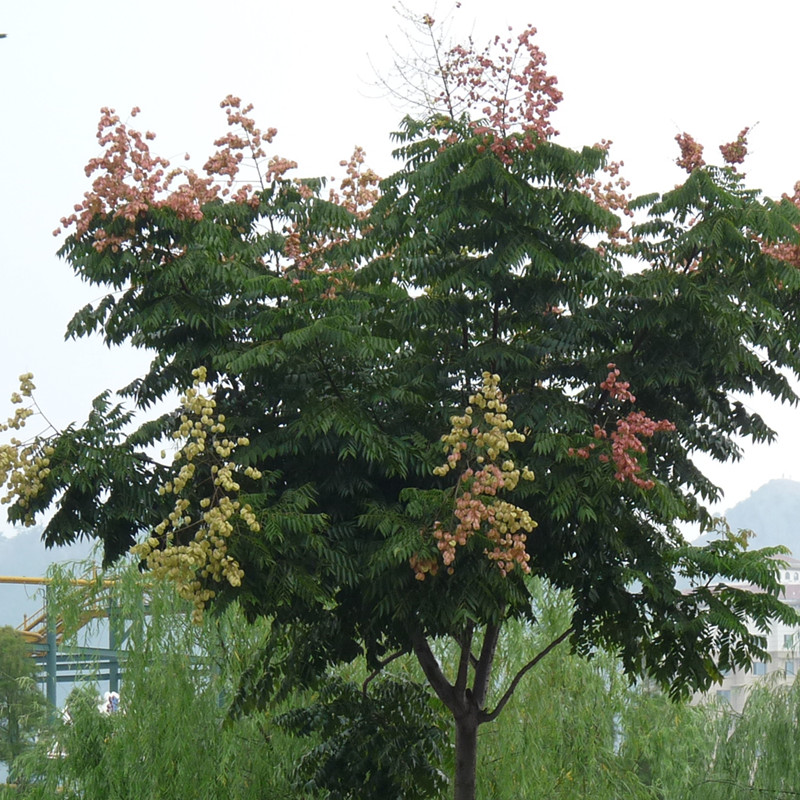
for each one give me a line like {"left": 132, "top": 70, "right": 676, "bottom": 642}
{"left": 677, "top": 127, "right": 753, "bottom": 176}
{"left": 578, "top": 140, "right": 633, "bottom": 241}
{"left": 204, "top": 95, "right": 280, "bottom": 194}
{"left": 286, "top": 145, "right": 380, "bottom": 269}
{"left": 569, "top": 364, "right": 675, "bottom": 490}
{"left": 675, "top": 132, "right": 706, "bottom": 174}
{"left": 56, "top": 97, "right": 379, "bottom": 308}
{"left": 55, "top": 97, "right": 294, "bottom": 252}
{"left": 0, "top": 374, "right": 55, "bottom": 523}
{"left": 600, "top": 364, "right": 635, "bottom": 402}
{"left": 282, "top": 145, "right": 380, "bottom": 298}
{"left": 424, "top": 21, "right": 562, "bottom": 164}
{"left": 412, "top": 372, "right": 536, "bottom": 580}
{"left": 764, "top": 180, "right": 800, "bottom": 268}
{"left": 207, "top": 95, "right": 299, "bottom": 203}
{"left": 719, "top": 127, "right": 750, "bottom": 167}
{"left": 329, "top": 146, "right": 381, "bottom": 220}
{"left": 131, "top": 367, "right": 261, "bottom": 623}
{"left": 595, "top": 411, "right": 675, "bottom": 489}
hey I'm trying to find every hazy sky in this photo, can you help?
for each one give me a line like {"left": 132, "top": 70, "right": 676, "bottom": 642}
{"left": 2, "top": 0, "right": 800, "bottom": 537}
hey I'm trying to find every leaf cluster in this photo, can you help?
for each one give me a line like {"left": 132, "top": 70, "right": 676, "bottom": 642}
{"left": 278, "top": 675, "right": 449, "bottom": 800}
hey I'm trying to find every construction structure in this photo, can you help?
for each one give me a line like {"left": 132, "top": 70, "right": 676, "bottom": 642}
{"left": 0, "top": 575, "right": 126, "bottom": 705}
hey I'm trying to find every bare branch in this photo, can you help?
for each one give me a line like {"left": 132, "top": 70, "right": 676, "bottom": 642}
{"left": 362, "top": 649, "right": 405, "bottom": 697}
{"left": 424, "top": 15, "right": 455, "bottom": 119}
{"left": 454, "top": 622, "right": 475, "bottom": 698}
{"left": 367, "top": 3, "right": 463, "bottom": 119}
{"left": 472, "top": 622, "right": 501, "bottom": 709}
{"left": 481, "top": 627, "right": 573, "bottom": 724}
{"left": 408, "top": 625, "right": 459, "bottom": 713}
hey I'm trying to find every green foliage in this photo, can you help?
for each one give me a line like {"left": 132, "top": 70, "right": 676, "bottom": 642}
{"left": 26, "top": 116, "right": 799, "bottom": 688}
{"left": 465, "top": 590, "right": 727, "bottom": 800}
{"left": 617, "top": 690, "right": 723, "bottom": 800}
{"left": 279, "top": 676, "right": 449, "bottom": 799}
{"left": 695, "top": 678, "right": 800, "bottom": 799}
{"left": 7, "top": 559, "right": 453, "bottom": 798}
{"left": 0, "top": 628, "right": 45, "bottom": 778}
{"left": 12, "top": 568, "right": 307, "bottom": 800}
{"left": 12, "top": 559, "right": 800, "bottom": 800}
{"left": 477, "top": 632, "right": 648, "bottom": 798}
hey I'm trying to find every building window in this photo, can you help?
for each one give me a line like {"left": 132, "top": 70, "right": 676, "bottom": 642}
{"left": 717, "top": 689, "right": 731, "bottom": 704}
{"left": 787, "top": 661, "right": 795, "bottom": 677}
{"left": 754, "top": 662, "right": 767, "bottom": 676}
{"left": 785, "top": 634, "right": 795, "bottom": 650}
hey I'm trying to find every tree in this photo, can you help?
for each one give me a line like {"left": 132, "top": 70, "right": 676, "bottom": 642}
{"left": 473, "top": 589, "right": 725, "bottom": 799}
{"left": 3, "top": 15, "right": 800, "bottom": 800}
{"left": 13, "top": 563, "right": 309, "bottom": 799}
{"left": 0, "top": 627, "right": 45, "bottom": 780}
{"left": 691, "top": 676, "right": 800, "bottom": 799}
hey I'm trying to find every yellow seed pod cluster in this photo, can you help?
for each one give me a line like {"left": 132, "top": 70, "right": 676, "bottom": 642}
{"left": 483, "top": 498, "right": 537, "bottom": 576}
{"left": 0, "top": 374, "right": 54, "bottom": 523}
{"left": 131, "top": 367, "right": 262, "bottom": 623}
{"left": 433, "top": 373, "right": 532, "bottom": 487}
{"left": 414, "top": 372, "right": 536, "bottom": 580}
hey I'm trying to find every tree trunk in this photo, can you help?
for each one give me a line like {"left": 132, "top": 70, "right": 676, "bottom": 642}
{"left": 407, "top": 625, "right": 495, "bottom": 800}
{"left": 409, "top": 622, "right": 572, "bottom": 799}
{"left": 453, "top": 712, "right": 479, "bottom": 800}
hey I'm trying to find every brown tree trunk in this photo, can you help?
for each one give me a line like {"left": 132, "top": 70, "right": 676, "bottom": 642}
{"left": 409, "top": 622, "right": 573, "bottom": 800}
{"left": 408, "top": 624, "right": 502, "bottom": 800}
{"left": 453, "top": 711, "right": 480, "bottom": 800}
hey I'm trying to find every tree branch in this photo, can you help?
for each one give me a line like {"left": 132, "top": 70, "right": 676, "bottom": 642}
{"left": 408, "top": 625, "right": 459, "bottom": 713}
{"left": 362, "top": 649, "right": 405, "bottom": 697}
{"left": 425, "top": 20, "right": 456, "bottom": 119}
{"left": 472, "top": 622, "right": 501, "bottom": 709}
{"left": 314, "top": 346, "right": 346, "bottom": 403}
{"left": 480, "top": 626, "right": 573, "bottom": 723}
{"left": 454, "top": 622, "right": 475, "bottom": 698}
{"left": 694, "top": 778, "right": 800, "bottom": 797}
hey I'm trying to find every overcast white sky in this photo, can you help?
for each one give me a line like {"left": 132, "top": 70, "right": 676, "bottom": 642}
{"left": 2, "top": 0, "right": 800, "bottom": 539}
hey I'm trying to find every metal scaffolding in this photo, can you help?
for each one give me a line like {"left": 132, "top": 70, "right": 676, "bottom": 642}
{"left": 1, "top": 575, "right": 126, "bottom": 705}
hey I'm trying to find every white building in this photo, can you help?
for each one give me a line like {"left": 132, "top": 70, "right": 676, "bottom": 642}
{"left": 706, "top": 555, "right": 800, "bottom": 712}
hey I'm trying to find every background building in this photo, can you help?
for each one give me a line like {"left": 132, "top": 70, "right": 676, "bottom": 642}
{"left": 711, "top": 555, "right": 800, "bottom": 712}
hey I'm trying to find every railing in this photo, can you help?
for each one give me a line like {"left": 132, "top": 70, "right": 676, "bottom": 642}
{"left": 1, "top": 574, "right": 121, "bottom": 705}
{"left": 1, "top": 574, "right": 114, "bottom": 644}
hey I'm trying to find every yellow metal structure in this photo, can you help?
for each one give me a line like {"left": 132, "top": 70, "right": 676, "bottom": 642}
{"left": 1, "top": 575, "right": 113, "bottom": 645}
{"left": 1, "top": 574, "right": 121, "bottom": 704}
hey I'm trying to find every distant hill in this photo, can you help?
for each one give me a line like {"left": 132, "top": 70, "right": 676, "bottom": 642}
{"left": 723, "top": 479, "right": 800, "bottom": 555}
{"left": 0, "top": 527, "right": 96, "bottom": 629}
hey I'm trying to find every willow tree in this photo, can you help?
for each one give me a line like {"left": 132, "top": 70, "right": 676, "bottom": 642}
{"left": 0, "top": 627, "right": 45, "bottom": 781}
{"left": 3, "top": 15, "right": 800, "bottom": 800}
{"left": 10, "top": 564, "right": 309, "bottom": 800}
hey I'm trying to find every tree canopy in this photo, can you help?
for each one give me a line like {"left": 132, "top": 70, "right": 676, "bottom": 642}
{"left": 3, "top": 16, "right": 800, "bottom": 799}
